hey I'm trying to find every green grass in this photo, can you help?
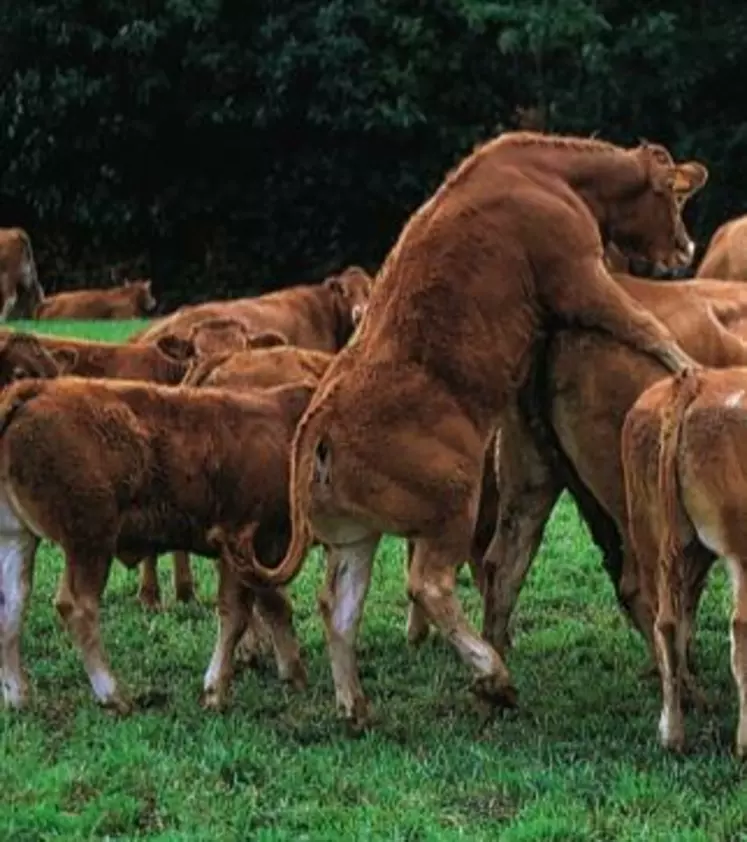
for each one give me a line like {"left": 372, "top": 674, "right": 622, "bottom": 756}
{"left": 1, "top": 320, "right": 745, "bottom": 841}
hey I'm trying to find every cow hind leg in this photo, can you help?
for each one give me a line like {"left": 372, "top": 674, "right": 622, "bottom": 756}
{"left": 137, "top": 555, "right": 162, "bottom": 610}
{"left": 408, "top": 534, "right": 517, "bottom": 709}
{"left": 727, "top": 558, "right": 747, "bottom": 758}
{"left": 0, "top": 528, "right": 38, "bottom": 709}
{"left": 253, "top": 587, "right": 307, "bottom": 690}
{"left": 55, "top": 551, "right": 129, "bottom": 714}
{"left": 653, "top": 564, "right": 686, "bottom": 753}
{"left": 318, "top": 536, "right": 379, "bottom": 728}
{"left": 202, "top": 558, "right": 253, "bottom": 710}
{"left": 173, "top": 551, "right": 196, "bottom": 603}
{"left": 404, "top": 540, "right": 431, "bottom": 646}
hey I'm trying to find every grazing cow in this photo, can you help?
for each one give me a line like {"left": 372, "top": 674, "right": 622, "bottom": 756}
{"left": 0, "top": 375, "right": 316, "bottom": 713}
{"left": 132, "top": 265, "right": 372, "bottom": 353}
{"left": 0, "top": 330, "right": 197, "bottom": 384}
{"left": 0, "top": 228, "right": 45, "bottom": 320}
{"left": 136, "top": 344, "right": 334, "bottom": 610}
{"left": 210, "top": 132, "right": 709, "bottom": 727}
{"left": 465, "top": 274, "right": 747, "bottom": 666}
{"left": 696, "top": 213, "right": 747, "bottom": 280}
{"left": 621, "top": 367, "right": 747, "bottom": 756}
{"left": 35, "top": 279, "right": 157, "bottom": 320}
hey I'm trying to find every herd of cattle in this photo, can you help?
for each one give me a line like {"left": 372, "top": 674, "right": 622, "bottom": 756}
{"left": 5, "top": 131, "right": 747, "bottom": 758}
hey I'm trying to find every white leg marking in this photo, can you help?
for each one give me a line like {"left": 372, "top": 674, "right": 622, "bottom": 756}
{"left": 90, "top": 668, "right": 118, "bottom": 704}
{"left": 0, "top": 501, "right": 35, "bottom": 708}
{"left": 204, "top": 630, "right": 224, "bottom": 691}
{"left": 725, "top": 390, "right": 745, "bottom": 409}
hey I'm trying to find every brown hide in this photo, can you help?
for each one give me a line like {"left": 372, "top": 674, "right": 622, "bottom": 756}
{"left": 35, "top": 279, "right": 157, "bottom": 319}
{"left": 474, "top": 273, "right": 747, "bottom": 661}
{"left": 696, "top": 213, "right": 747, "bottom": 280}
{"left": 0, "top": 228, "right": 44, "bottom": 320}
{"left": 209, "top": 131, "right": 709, "bottom": 723}
{"left": 620, "top": 367, "right": 747, "bottom": 755}
{"left": 0, "top": 330, "right": 196, "bottom": 385}
{"left": 0, "top": 375, "right": 317, "bottom": 710}
{"left": 132, "top": 266, "right": 372, "bottom": 353}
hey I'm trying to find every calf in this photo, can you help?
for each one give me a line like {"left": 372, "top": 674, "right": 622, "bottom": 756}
{"left": 0, "top": 228, "right": 44, "bottom": 320}
{"left": 0, "top": 375, "right": 315, "bottom": 713}
{"left": 0, "top": 330, "right": 197, "bottom": 384}
{"left": 35, "top": 279, "right": 157, "bottom": 319}
{"left": 621, "top": 367, "right": 747, "bottom": 756}
{"left": 132, "top": 265, "right": 372, "bottom": 353}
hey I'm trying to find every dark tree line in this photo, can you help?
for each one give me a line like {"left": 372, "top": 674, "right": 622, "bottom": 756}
{"left": 2, "top": 1, "right": 746, "bottom": 307}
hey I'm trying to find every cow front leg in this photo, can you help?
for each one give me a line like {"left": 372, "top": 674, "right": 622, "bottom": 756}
{"left": 0, "top": 530, "right": 38, "bottom": 709}
{"left": 55, "top": 552, "right": 129, "bottom": 714}
{"left": 318, "top": 537, "right": 378, "bottom": 729}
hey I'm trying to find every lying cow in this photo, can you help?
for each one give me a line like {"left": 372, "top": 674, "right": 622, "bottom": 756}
{"left": 137, "top": 344, "right": 334, "bottom": 611}
{"left": 621, "top": 366, "right": 747, "bottom": 757}
{"left": 35, "top": 279, "right": 157, "bottom": 320}
{"left": 0, "top": 227, "right": 45, "bottom": 320}
{"left": 0, "top": 375, "right": 316, "bottom": 713}
{"left": 132, "top": 265, "right": 372, "bottom": 353}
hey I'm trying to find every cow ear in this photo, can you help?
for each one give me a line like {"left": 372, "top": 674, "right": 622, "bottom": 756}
{"left": 49, "top": 348, "right": 78, "bottom": 372}
{"left": 156, "top": 334, "right": 197, "bottom": 361}
{"left": 248, "top": 331, "right": 288, "bottom": 349}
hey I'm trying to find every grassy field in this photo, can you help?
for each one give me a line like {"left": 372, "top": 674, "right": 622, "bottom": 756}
{"left": 1, "top": 320, "right": 745, "bottom": 841}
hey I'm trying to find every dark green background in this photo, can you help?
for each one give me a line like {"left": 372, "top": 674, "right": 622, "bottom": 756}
{"left": 1, "top": 1, "right": 742, "bottom": 307}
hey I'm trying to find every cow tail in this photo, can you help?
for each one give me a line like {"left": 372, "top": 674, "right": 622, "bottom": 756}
{"left": 209, "top": 407, "right": 320, "bottom": 587}
{"left": 657, "top": 367, "right": 702, "bottom": 596}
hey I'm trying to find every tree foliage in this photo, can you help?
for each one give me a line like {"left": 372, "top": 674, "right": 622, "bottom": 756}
{"left": 1, "top": 0, "right": 746, "bottom": 304}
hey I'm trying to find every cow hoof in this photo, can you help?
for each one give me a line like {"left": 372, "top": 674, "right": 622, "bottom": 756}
{"left": 2, "top": 676, "right": 29, "bottom": 710}
{"left": 200, "top": 687, "right": 228, "bottom": 712}
{"left": 471, "top": 673, "right": 518, "bottom": 709}
{"left": 406, "top": 605, "right": 431, "bottom": 647}
{"left": 736, "top": 740, "right": 747, "bottom": 761}
{"left": 342, "top": 697, "right": 372, "bottom": 735}
{"left": 102, "top": 694, "right": 133, "bottom": 717}
{"left": 137, "top": 590, "right": 162, "bottom": 612}
{"left": 280, "top": 661, "right": 308, "bottom": 691}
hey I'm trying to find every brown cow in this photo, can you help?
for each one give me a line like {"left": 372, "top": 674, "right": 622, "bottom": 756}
{"left": 136, "top": 344, "right": 335, "bottom": 611}
{"left": 133, "top": 265, "right": 372, "bottom": 353}
{"left": 464, "top": 274, "right": 747, "bottom": 665}
{"left": 0, "top": 375, "right": 316, "bottom": 713}
{"left": 621, "top": 367, "right": 747, "bottom": 756}
{"left": 210, "top": 132, "right": 709, "bottom": 726}
{"left": 0, "top": 330, "right": 197, "bottom": 384}
{"left": 0, "top": 228, "right": 45, "bottom": 320}
{"left": 35, "top": 279, "right": 157, "bottom": 320}
{"left": 696, "top": 213, "right": 747, "bottom": 280}
{"left": 406, "top": 275, "right": 747, "bottom": 651}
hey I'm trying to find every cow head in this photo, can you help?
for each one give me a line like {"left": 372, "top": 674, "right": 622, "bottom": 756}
{"left": 607, "top": 141, "right": 708, "bottom": 275}
{"left": 323, "top": 265, "right": 374, "bottom": 347}
{"left": 125, "top": 278, "right": 158, "bottom": 315}
{"left": 0, "top": 332, "right": 77, "bottom": 387}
